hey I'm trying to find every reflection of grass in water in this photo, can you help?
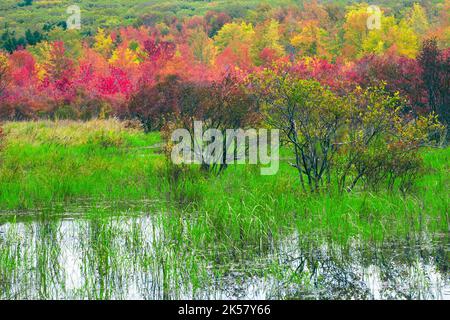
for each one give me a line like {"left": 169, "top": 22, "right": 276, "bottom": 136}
{"left": 0, "top": 121, "right": 448, "bottom": 299}
{"left": 0, "top": 219, "right": 18, "bottom": 297}
{"left": 0, "top": 208, "right": 448, "bottom": 299}
{"left": 35, "top": 218, "right": 63, "bottom": 298}
{"left": 0, "top": 205, "right": 309, "bottom": 299}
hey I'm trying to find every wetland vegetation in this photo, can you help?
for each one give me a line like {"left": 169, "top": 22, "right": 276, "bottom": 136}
{"left": 0, "top": 120, "right": 448, "bottom": 299}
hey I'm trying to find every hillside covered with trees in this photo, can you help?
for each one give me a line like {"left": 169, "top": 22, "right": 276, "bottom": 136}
{"left": 0, "top": 1, "right": 448, "bottom": 126}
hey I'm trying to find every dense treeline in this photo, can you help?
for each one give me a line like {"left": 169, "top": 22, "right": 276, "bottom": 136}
{"left": 0, "top": 1, "right": 448, "bottom": 122}
{"left": 0, "top": 1, "right": 448, "bottom": 139}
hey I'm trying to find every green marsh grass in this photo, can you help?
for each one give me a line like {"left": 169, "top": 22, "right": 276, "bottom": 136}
{"left": 0, "top": 120, "right": 163, "bottom": 210}
{"left": 0, "top": 120, "right": 448, "bottom": 245}
{"left": 0, "top": 120, "right": 448, "bottom": 299}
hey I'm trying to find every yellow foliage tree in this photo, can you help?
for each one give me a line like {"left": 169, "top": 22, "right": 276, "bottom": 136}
{"left": 109, "top": 45, "right": 140, "bottom": 69}
{"left": 0, "top": 52, "right": 9, "bottom": 98}
{"left": 28, "top": 41, "right": 52, "bottom": 80}
{"left": 406, "top": 3, "right": 430, "bottom": 36}
{"left": 290, "top": 20, "right": 330, "bottom": 58}
{"left": 362, "top": 16, "right": 419, "bottom": 58}
{"left": 342, "top": 4, "right": 371, "bottom": 59}
{"left": 251, "top": 19, "right": 284, "bottom": 64}
{"left": 214, "top": 22, "right": 255, "bottom": 53}
{"left": 93, "top": 28, "right": 114, "bottom": 58}
{"left": 187, "top": 28, "right": 217, "bottom": 66}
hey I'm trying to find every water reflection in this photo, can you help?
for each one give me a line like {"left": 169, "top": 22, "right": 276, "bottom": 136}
{"left": 0, "top": 213, "right": 448, "bottom": 300}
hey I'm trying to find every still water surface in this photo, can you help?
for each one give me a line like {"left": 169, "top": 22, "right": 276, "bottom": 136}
{"left": 0, "top": 208, "right": 448, "bottom": 300}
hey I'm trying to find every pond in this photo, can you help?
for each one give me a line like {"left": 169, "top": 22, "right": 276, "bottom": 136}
{"left": 0, "top": 206, "right": 449, "bottom": 300}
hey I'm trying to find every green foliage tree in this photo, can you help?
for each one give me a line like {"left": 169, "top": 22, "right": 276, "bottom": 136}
{"left": 256, "top": 72, "right": 348, "bottom": 192}
{"left": 256, "top": 69, "right": 443, "bottom": 193}
{"left": 17, "top": 0, "right": 33, "bottom": 7}
{"left": 0, "top": 30, "right": 27, "bottom": 53}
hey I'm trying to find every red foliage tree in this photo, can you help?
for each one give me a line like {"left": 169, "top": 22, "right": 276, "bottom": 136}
{"left": 127, "top": 75, "right": 182, "bottom": 131}
{"left": 418, "top": 38, "right": 449, "bottom": 133}
{"left": 204, "top": 11, "right": 232, "bottom": 37}
{"left": 349, "top": 52, "right": 427, "bottom": 114}
{"left": 1, "top": 50, "right": 41, "bottom": 119}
